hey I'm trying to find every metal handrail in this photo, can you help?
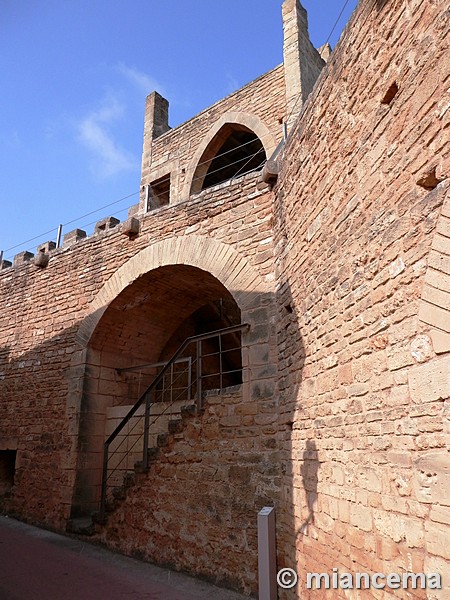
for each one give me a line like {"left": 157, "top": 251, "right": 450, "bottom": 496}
{"left": 116, "top": 356, "right": 191, "bottom": 374}
{"left": 100, "top": 323, "right": 249, "bottom": 516}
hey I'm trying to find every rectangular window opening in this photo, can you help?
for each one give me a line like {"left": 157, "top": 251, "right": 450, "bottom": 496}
{"left": 0, "top": 450, "right": 17, "bottom": 495}
{"left": 149, "top": 174, "right": 171, "bottom": 209}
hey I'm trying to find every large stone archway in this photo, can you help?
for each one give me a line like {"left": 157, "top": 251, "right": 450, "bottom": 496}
{"left": 76, "top": 234, "right": 270, "bottom": 347}
{"left": 66, "top": 234, "right": 276, "bottom": 518}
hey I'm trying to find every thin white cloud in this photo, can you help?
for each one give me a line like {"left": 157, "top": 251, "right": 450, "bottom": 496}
{"left": 117, "top": 62, "right": 166, "bottom": 98}
{"left": 1, "top": 129, "right": 21, "bottom": 149}
{"left": 225, "top": 72, "right": 240, "bottom": 95}
{"left": 77, "top": 96, "right": 135, "bottom": 179}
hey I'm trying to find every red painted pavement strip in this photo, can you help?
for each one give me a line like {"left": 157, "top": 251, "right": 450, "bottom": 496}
{"left": 0, "top": 517, "right": 248, "bottom": 600}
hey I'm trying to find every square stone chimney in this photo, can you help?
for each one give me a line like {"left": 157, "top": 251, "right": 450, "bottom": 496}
{"left": 282, "top": 0, "right": 326, "bottom": 128}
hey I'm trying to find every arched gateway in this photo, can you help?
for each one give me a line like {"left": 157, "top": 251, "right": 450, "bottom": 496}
{"left": 67, "top": 235, "right": 275, "bottom": 518}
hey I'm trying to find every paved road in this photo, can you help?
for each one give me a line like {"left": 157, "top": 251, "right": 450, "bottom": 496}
{"left": 0, "top": 516, "right": 249, "bottom": 600}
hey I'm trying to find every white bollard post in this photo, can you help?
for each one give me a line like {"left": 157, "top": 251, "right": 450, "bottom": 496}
{"left": 258, "top": 506, "right": 277, "bottom": 600}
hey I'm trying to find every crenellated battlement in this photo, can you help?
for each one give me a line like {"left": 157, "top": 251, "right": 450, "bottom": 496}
{"left": 1, "top": 1, "right": 449, "bottom": 597}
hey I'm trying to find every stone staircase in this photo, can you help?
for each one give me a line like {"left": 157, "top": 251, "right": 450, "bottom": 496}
{"left": 67, "top": 404, "right": 198, "bottom": 536}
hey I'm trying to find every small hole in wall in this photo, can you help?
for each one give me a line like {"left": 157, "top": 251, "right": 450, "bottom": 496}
{"left": 416, "top": 167, "right": 442, "bottom": 191}
{"left": 374, "top": 0, "right": 389, "bottom": 10}
{"left": 284, "top": 303, "right": 293, "bottom": 314}
{"left": 381, "top": 81, "right": 398, "bottom": 105}
{"left": 286, "top": 421, "right": 294, "bottom": 432}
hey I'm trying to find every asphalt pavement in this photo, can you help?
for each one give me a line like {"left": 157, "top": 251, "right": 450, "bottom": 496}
{"left": 0, "top": 516, "right": 250, "bottom": 600}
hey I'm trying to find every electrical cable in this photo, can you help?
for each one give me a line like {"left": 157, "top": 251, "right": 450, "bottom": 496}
{"left": 2, "top": 132, "right": 276, "bottom": 260}
{"left": 284, "top": 0, "right": 353, "bottom": 130}
{"left": 2, "top": 0, "right": 354, "bottom": 262}
{"left": 62, "top": 191, "right": 140, "bottom": 229}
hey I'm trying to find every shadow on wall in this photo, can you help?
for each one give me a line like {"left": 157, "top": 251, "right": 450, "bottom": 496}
{"left": 275, "top": 273, "right": 320, "bottom": 587}
{"left": 0, "top": 269, "right": 289, "bottom": 595}
{"left": 0, "top": 322, "right": 81, "bottom": 528}
{"left": 72, "top": 283, "right": 287, "bottom": 595}
{"left": 0, "top": 286, "right": 281, "bottom": 593}
{"left": 0, "top": 257, "right": 318, "bottom": 596}
{"left": 298, "top": 439, "right": 320, "bottom": 536}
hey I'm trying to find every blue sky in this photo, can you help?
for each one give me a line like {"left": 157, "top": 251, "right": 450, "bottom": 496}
{"left": 0, "top": 0, "right": 358, "bottom": 261}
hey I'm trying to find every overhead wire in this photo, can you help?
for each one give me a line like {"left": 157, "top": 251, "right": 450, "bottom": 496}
{"left": 284, "top": 0, "right": 353, "bottom": 132}
{"left": 2, "top": 0, "right": 354, "bottom": 263}
{"left": 2, "top": 131, "right": 276, "bottom": 261}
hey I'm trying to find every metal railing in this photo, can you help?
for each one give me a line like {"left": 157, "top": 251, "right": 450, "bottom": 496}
{"left": 117, "top": 356, "right": 193, "bottom": 406}
{"left": 100, "top": 323, "right": 249, "bottom": 516}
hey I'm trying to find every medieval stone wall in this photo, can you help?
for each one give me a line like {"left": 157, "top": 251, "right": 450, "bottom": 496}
{"left": 140, "top": 65, "right": 286, "bottom": 204}
{"left": 275, "top": 0, "right": 450, "bottom": 596}
{"left": 0, "top": 172, "right": 278, "bottom": 533}
{"left": 0, "top": 0, "right": 449, "bottom": 596}
{"left": 98, "top": 386, "right": 280, "bottom": 595}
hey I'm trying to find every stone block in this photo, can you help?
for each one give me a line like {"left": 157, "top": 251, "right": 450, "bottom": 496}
{"left": 13, "top": 251, "right": 33, "bottom": 266}
{"left": 63, "top": 229, "right": 87, "bottom": 246}
{"left": 430, "top": 329, "right": 450, "bottom": 354}
{"left": 33, "top": 252, "right": 49, "bottom": 268}
{"left": 408, "top": 357, "right": 450, "bottom": 404}
{"left": 425, "top": 521, "right": 450, "bottom": 560}
{"left": 120, "top": 217, "right": 140, "bottom": 238}
{"left": 37, "top": 241, "right": 56, "bottom": 254}
{"left": 430, "top": 505, "right": 450, "bottom": 525}
{"left": 418, "top": 300, "right": 450, "bottom": 332}
{"left": 350, "top": 504, "right": 372, "bottom": 532}
{"left": 94, "top": 216, "right": 120, "bottom": 233}
{"left": 413, "top": 452, "right": 450, "bottom": 507}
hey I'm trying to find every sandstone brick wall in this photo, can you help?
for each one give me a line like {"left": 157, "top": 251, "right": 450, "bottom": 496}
{"left": 1, "top": 0, "right": 448, "bottom": 596}
{"left": 0, "top": 173, "right": 278, "bottom": 535}
{"left": 282, "top": 0, "right": 325, "bottom": 126}
{"left": 98, "top": 386, "right": 280, "bottom": 595}
{"left": 274, "top": 0, "right": 450, "bottom": 596}
{"left": 140, "top": 65, "right": 286, "bottom": 205}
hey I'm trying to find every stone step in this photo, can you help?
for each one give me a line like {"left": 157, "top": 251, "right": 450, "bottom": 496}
{"left": 157, "top": 433, "right": 169, "bottom": 447}
{"left": 112, "top": 486, "right": 126, "bottom": 501}
{"left": 105, "top": 499, "right": 118, "bottom": 513}
{"left": 91, "top": 511, "right": 107, "bottom": 526}
{"left": 168, "top": 419, "right": 183, "bottom": 434}
{"left": 101, "top": 404, "right": 202, "bottom": 521}
{"left": 66, "top": 517, "right": 95, "bottom": 536}
{"left": 134, "top": 460, "right": 149, "bottom": 474}
{"left": 147, "top": 447, "right": 160, "bottom": 461}
{"left": 180, "top": 404, "right": 197, "bottom": 418}
{"left": 123, "top": 471, "right": 136, "bottom": 489}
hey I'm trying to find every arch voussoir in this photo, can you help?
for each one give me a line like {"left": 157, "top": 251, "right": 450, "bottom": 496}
{"left": 76, "top": 234, "right": 270, "bottom": 348}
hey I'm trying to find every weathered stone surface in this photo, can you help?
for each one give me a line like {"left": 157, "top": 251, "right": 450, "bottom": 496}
{"left": 120, "top": 217, "right": 140, "bottom": 237}
{"left": 33, "top": 253, "right": 49, "bottom": 268}
{"left": 94, "top": 216, "right": 120, "bottom": 234}
{"left": 273, "top": 0, "right": 450, "bottom": 592}
{"left": 63, "top": 228, "right": 87, "bottom": 246}
{"left": 0, "top": 0, "right": 449, "bottom": 595}
{"left": 36, "top": 241, "right": 56, "bottom": 254}
{"left": 13, "top": 251, "right": 33, "bottom": 266}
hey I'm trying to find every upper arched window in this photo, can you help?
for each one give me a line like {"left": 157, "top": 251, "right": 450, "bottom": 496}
{"left": 190, "top": 124, "right": 266, "bottom": 195}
